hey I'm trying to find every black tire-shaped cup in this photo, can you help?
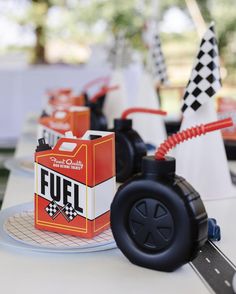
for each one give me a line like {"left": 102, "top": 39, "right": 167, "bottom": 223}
{"left": 111, "top": 156, "right": 208, "bottom": 272}
{"left": 111, "top": 119, "right": 147, "bottom": 183}
{"left": 86, "top": 102, "right": 108, "bottom": 131}
{"left": 90, "top": 107, "right": 107, "bottom": 131}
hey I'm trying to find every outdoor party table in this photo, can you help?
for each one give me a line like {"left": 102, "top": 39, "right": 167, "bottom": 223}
{"left": 1, "top": 114, "right": 236, "bottom": 294}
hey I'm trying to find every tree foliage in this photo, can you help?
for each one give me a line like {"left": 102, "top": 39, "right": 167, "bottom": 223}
{"left": 12, "top": 0, "right": 236, "bottom": 69}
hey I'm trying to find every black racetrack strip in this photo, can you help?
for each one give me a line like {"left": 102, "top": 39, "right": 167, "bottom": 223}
{"left": 190, "top": 241, "right": 236, "bottom": 294}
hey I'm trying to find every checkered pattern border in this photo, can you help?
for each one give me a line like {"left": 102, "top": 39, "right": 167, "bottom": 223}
{"left": 181, "top": 23, "right": 222, "bottom": 116}
{"left": 150, "top": 32, "right": 168, "bottom": 85}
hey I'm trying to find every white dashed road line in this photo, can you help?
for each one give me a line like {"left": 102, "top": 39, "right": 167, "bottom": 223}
{"left": 190, "top": 241, "right": 236, "bottom": 294}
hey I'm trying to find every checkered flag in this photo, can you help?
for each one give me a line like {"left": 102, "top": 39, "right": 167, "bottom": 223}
{"left": 45, "top": 201, "right": 61, "bottom": 219}
{"left": 181, "top": 23, "right": 222, "bottom": 116}
{"left": 149, "top": 31, "right": 169, "bottom": 85}
{"left": 61, "top": 203, "right": 78, "bottom": 222}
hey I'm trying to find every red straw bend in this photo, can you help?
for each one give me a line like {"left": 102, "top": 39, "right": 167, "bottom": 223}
{"left": 90, "top": 85, "right": 119, "bottom": 103}
{"left": 121, "top": 107, "right": 167, "bottom": 120}
{"left": 155, "top": 118, "right": 233, "bottom": 160}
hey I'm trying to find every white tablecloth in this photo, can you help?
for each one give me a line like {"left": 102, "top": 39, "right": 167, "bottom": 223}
{"left": 1, "top": 115, "right": 236, "bottom": 293}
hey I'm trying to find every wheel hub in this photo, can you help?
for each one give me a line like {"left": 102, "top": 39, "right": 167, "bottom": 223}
{"left": 128, "top": 198, "right": 174, "bottom": 251}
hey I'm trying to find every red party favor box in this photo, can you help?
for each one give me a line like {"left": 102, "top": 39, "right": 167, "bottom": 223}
{"left": 38, "top": 106, "right": 90, "bottom": 147}
{"left": 46, "top": 89, "right": 85, "bottom": 112}
{"left": 34, "top": 130, "right": 116, "bottom": 238}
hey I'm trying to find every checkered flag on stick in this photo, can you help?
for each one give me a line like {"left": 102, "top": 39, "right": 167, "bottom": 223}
{"left": 181, "top": 22, "right": 222, "bottom": 116}
{"left": 149, "top": 31, "right": 169, "bottom": 85}
{"left": 61, "top": 203, "right": 78, "bottom": 222}
{"left": 45, "top": 201, "right": 61, "bottom": 219}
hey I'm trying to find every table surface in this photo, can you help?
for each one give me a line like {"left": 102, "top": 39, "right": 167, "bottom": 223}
{"left": 1, "top": 115, "right": 236, "bottom": 294}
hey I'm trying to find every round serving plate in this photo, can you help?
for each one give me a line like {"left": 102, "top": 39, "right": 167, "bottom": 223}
{"left": 4, "top": 156, "right": 34, "bottom": 176}
{"left": 0, "top": 202, "right": 116, "bottom": 253}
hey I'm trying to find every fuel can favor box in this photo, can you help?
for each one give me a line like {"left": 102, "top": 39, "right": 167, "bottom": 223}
{"left": 38, "top": 106, "right": 90, "bottom": 147}
{"left": 46, "top": 88, "right": 85, "bottom": 113}
{"left": 34, "top": 130, "right": 116, "bottom": 238}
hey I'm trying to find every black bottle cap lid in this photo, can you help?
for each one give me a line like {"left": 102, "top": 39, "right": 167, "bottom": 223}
{"left": 35, "top": 138, "right": 52, "bottom": 152}
{"left": 92, "top": 102, "right": 102, "bottom": 110}
{"left": 142, "top": 156, "right": 176, "bottom": 176}
{"left": 82, "top": 91, "right": 89, "bottom": 104}
{"left": 40, "top": 110, "right": 49, "bottom": 118}
{"left": 114, "top": 119, "right": 132, "bottom": 131}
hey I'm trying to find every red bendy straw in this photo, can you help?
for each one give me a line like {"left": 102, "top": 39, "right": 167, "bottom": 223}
{"left": 155, "top": 118, "right": 233, "bottom": 160}
{"left": 46, "top": 88, "right": 71, "bottom": 97}
{"left": 83, "top": 76, "right": 110, "bottom": 91}
{"left": 58, "top": 88, "right": 72, "bottom": 95}
{"left": 90, "top": 85, "right": 119, "bottom": 103}
{"left": 121, "top": 107, "right": 167, "bottom": 120}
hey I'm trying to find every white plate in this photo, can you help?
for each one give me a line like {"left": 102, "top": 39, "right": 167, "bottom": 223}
{"left": 4, "top": 156, "right": 34, "bottom": 175}
{"left": 0, "top": 202, "right": 116, "bottom": 253}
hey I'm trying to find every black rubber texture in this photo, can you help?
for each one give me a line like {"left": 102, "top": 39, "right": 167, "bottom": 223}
{"left": 128, "top": 198, "right": 175, "bottom": 251}
{"left": 87, "top": 103, "right": 107, "bottom": 131}
{"left": 111, "top": 128, "right": 147, "bottom": 183}
{"left": 165, "top": 120, "right": 181, "bottom": 136}
{"left": 142, "top": 156, "right": 176, "bottom": 176}
{"left": 36, "top": 138, "right": 52, "bottom": 152}
{"left": 96, "top": 94, "right": 106, "bottom": 109}
{"left": 111, "top": 161, "right": 208, "bottom": 272}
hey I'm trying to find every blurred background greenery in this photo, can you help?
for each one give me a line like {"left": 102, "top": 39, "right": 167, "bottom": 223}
{"left": 0, "top": 0, "right": 235, "bottom": 92}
